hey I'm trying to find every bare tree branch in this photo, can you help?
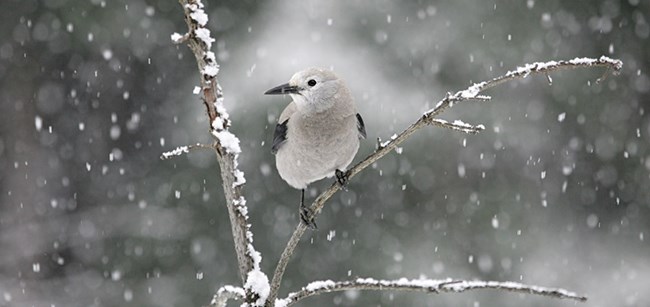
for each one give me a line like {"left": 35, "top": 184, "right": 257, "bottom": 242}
{"left": 275, "top": 278, "right": 587, "bottom": 307}
{"left": 174, "top": 0, "right": 264, "bottom": 299}
{"left": 425, "top": 56, "right": 622, "bottom": 119}
{"left": 265, "top": 56, "right": 622, "bottom": 306}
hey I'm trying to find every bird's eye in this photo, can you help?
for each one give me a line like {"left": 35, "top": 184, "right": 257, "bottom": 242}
{"left": 307, "top": 79, "right": 317, "bottom": 87}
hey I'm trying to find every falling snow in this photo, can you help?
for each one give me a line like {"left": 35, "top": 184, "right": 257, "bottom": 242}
{"left": 2, "top": 2, "right": 644, "bottom": 307}
{"left": 34, "top": 116, "right": 42, "bottom": 131}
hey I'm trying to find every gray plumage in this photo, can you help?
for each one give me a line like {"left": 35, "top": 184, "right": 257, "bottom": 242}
{"left": 265, "top": 67, "right": 366, "bottom": 190}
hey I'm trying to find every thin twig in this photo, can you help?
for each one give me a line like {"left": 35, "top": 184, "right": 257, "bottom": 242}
{"left": 425, "top": 56, "right": 623, "bottom": 118}
{"left": 171, "top": 32, "right": 190, "bottom": 44}
{"left": 160, "top": 143, "right": 214, "bottom": 160}
{"left": 439, "top": 280, "right": 587, "bottom": 301}
{"left": 275, "top": 278, "right": 587, "bottom": 307}
{"left": 596, "top": 66, "right": 611, "bottom": 84}
{"left": 265, "top": 56, "right": 622, "bottom": 306}
{"left": 427, "top": 118, "right": 485, "bottom": 134}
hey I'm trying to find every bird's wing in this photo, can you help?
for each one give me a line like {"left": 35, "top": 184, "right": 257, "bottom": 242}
{"left": 272, "top": 119, "right": 288, "bottom": 154}
{"left": 356, "top": 113, "right": 367, "bottom": 139}
{"left": 272, "top": 102, "right": 297, "bottom": 154}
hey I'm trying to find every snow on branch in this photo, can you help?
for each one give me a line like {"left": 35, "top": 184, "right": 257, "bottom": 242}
{"left": 170, "top": 32, "right": 189, "bottom": 44}
{"left": 211, "top": 285, "right": 245, "bottom": 307}
{"left": 265, "top": 56, "right": 622, "bottom": 306}
{"left": 161, "top": 145, "right": 190, "bottom": 159}
{"left": 427, "top": 119, "right": 485, "bottom": 135}
{"left": 275, "top": 278, "right": 586, "bottom": 307}
{"left": 173, "top": 0, "right": 265, "bottom": 297}
{"left": 427, "top": 56, "right": 623, "bottom": 117}
{"left": 159, "top": 143, "right": 213, "bottom": 160}
{"left": 441, "top": 280, "right": 586, "bottom": 301}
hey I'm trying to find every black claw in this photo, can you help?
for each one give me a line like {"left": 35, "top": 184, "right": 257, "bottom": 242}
{"left": 299, "top": 189, "right": 317, "bottom": 230}
{"left": 335, "top": 169, "right": 349, "bottom": 191}
{"left": 300, "top": 205, "right": 318, "bottom": 230}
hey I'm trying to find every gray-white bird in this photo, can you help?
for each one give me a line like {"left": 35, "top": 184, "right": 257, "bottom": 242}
{"left": 264, "top": 67, "right": 366, "bottom": 228}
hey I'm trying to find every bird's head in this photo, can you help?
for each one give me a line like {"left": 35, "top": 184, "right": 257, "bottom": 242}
{"left": 265, "top": 67, "right": 345, "bottom": 112}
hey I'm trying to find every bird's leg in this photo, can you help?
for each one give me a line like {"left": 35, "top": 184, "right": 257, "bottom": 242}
{"left": 335, "top": 169, "right": 350, "bottom": 191}
{"left": 299, "top": 189, "right": 317, "bottom": 230}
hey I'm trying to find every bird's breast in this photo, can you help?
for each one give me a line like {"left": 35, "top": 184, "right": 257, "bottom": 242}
{"left": 275, "top": 113, "right": 359, "bottom": 188}
{"left": 295, "top": 114, "right": 356, "bottom": 148}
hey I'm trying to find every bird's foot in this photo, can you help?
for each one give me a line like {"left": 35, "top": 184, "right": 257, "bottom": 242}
{"left": 335, "top": 169, "right": 349, "bottom": 191}
{"left": 300, "top": 204, "right": 318, "bottom": 230}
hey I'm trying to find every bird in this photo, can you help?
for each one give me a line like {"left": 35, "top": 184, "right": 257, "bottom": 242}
{"left": 264, "top": 67, "right": 366, "bottom": 228}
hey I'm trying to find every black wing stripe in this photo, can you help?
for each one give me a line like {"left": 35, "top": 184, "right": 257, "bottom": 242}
{"left": 272, "top": 118, "right": 289, "bottom": 154}
{"left": 356, "top": 113, "right": 367, "bottom": 139}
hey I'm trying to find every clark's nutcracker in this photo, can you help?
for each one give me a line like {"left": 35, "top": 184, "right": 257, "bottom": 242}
{"left": 264, "top": 67, "right": 366, "bottom": 228}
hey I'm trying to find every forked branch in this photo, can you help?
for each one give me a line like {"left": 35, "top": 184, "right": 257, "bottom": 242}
{"left": 265, "top": 56, "right": 622, "bottom": 306}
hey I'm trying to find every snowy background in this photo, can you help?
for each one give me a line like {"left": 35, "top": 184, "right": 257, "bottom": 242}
{"left": 1, "top": 0, "right": 649, "bottom": 306}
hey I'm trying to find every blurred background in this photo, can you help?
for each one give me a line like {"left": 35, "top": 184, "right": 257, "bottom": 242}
{"left": 1, "top": 0, "right": 649, "bottom": 306}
